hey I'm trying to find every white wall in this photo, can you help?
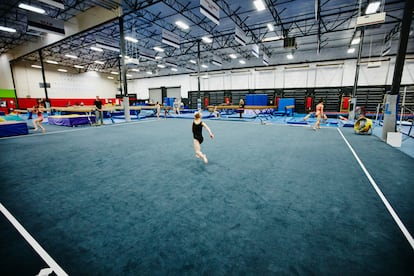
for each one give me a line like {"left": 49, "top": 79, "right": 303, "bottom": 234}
{"left": 5, "top": 56, "right": 414, "bottom": 100}
{"left": 0, "top": 54, "right": 14, "bottom": 89}
{"left": 13, "top": 64, "right": 118, "bottom": 99}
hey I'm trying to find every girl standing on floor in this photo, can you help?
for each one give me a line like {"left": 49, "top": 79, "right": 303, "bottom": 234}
{"left": 192, "top": 112, "right": 214, "bottom": 164}
{"left": 33, "top": 100, "right": 46, "bottom": 133}
{"left": 313, "top": 98, "right": 325, "bottom": 130}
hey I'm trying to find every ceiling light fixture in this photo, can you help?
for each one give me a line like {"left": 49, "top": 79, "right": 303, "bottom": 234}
{"left": 153, "top": 46, "right": 164, "bottom": 52}
{"left": 18, "top": 3, "right": 46, "bottom": 14}
{"left": 287, "top": 53, "right": 294, "bottom": 59}
{"left": 110, "top": 71, "right": 119, "bottom": 75}
{"left": 31, "top": 65, "right": 42, "bottom": 69}
{"left": 239, "top": 60, "right": 246, "bottom": 64}
{"left": 189, "top": 59, "right": 197, "bottom": 64}
{"left": 74, "top": 65, "right": 84, "bottom": 69}
{"left": 201, "top": 64, "right": 208, "bottom": 68}
{"left": 253, "top": 0, "right": 266, "bottom": 11}
{"left": 365, "top": 1, "right": 381, "bottom": 14}
{"left": 175, "top": 20, "right": 189, "bottom": 30}
{"left": 267, "top": 23, "right": 274, "bottom": 31}
{"left": 46, "top": 60, "right": 58, "bottom": 64}
{"left": 57, "top": 69, "right": 67, "bottom": 72}
{"left": 90, "top": 46, "right": 103, "bottom": 52}
{"left": 347, "top": 48, "right": 356, "bottom": 54}
{"left": 201, "top": 36, "right": 213, "bottom": 43}
{"left": 125, "top": 36, "right": 138, "bottom": 43}
{"left": 0, "top": 26, "right": 17, "bottom": 33}
{"left": 351, "top": 37, "right": 361, "bottom": 45}
{"left": 65, "top": 54, "right": 77, "bottom": 59}
{"left": 262, "top": 35, "right": 283, "bottom": 42}
{"left": 171, "top": 68, "right": 178, "bottom": 72}
{"left": 131, "top": 68, "right": 139, "bottom": 72}
{"left": 157, "top": 64, "right": 166, "bottom": 68}
{"left": 146, "top": 71, "right": 153, "bottom": 75}
{"left": 94, "top": 60, "right": 104, "bottom": 64}
{"left": 229, "top": 53, "right": 237, "bottom": 59}
{"left": 107, "top": 76, "right": 114, "bottom": 79}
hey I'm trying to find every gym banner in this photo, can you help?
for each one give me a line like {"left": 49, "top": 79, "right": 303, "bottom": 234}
{"left": 162, "top": 29, "right": 180, "bottom": 49}
{"left": 27, "top": 14, "right": 65, "bottom": 35}
{"left": 200, "top": 0, "right": 220, "bottom": 25}
{"left": 235, "top": 26, "right": 247, "bottom": 46}
{"left": 252, "top": 44, "right": 259, "bottom": 58}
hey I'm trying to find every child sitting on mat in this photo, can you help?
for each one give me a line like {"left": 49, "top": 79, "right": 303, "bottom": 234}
{"left": 192, "top": 111, "right": 214, "bottom": 164}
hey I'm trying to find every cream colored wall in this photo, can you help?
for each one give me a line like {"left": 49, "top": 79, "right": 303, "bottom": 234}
{"left": 13, "top": 64, "right": 118, "bottom": 99}
{"left": 0, "top": 54, "right": 14, "bottom": 89}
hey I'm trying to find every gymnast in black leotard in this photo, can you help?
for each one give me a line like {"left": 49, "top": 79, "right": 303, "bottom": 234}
{"left": 192, "top": 112, "right": 214, "bottom": 164}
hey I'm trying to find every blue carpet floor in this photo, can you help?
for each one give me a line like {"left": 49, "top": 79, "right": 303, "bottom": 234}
{"left": 1, "top": 119, "right": 413, "bottom": 275}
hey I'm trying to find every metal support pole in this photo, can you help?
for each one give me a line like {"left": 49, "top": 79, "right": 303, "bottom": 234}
{"left": 119, "top": 15, "right": 130, "bottom": 122}
{"left": 197, "top": 39, "right": 201, "bottom": 111}
{"left": 38, "top": 49, "right": 49, "bottom": 100}
{"left": 349, "top": 27, "right": 364, "bottom": 121}
{"left": 382, "top": 0, "right": 413, "bottom": 140}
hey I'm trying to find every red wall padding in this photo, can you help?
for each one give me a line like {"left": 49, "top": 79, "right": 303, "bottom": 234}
{"left": 17, "top": 98, "right": 117, "bottom": 109}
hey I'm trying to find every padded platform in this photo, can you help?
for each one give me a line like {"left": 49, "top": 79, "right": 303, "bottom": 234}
{"left": 48, "top": 114, "right": 95, "bottom": 127}
{"left": 0, "top": 121, "right": 28, "bottom": 137}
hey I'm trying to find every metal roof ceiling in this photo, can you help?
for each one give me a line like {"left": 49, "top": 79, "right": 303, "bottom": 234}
{"left": 1, "top": 0, "right": 413, "bottom": 79}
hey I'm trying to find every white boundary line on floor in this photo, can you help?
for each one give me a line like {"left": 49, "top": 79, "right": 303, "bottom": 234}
{"left": 0, "top": 203, "right": 68, "bottom": 276}
{"left": 337, "top": 128, "right": 414, "bottom": 250}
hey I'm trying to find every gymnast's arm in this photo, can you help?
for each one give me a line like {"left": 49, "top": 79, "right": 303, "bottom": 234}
{"left": 202, "top": 122, "right": 214, "bottom": 139}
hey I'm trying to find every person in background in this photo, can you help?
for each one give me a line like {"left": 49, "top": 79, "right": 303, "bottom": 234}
{"left": 313, "top": 98, "right": 325, "bottom": 130}
{"left": 156, "top": 101, "right": 161, "bottom": 119}
{"left": 192, "top": 111, "right": 214, "bottom": 164}
{"left": 173, "top": 98, "right": 181, "bottom": 116}
{"left": 238, "top": 98, "right": 245, "bottom": 118}
{"left": 94, "top": 96, "right": 104, "bottom": 125}
{"left": 33, "top": 100, "right": 46, "bottom": 133}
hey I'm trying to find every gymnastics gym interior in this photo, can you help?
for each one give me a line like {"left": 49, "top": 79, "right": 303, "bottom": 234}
{"left": 1, "top": 0, "right": 414, "bottom": 275}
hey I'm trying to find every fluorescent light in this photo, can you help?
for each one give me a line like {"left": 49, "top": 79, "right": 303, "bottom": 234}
{"left": 365, "top": 1, "right": 381, "bottom": 14}
{"left": 18, "top": 3, "right": 45, "bottom": 14}
{"left": 153, "top": 46, "right": 164, "bottom": 52}
{"left": 351, "top": 37, "right": 360, "bottom": 45}
{"left": 287, "top": 53, "right": 294, "bottom": 59}
{"left": 267, "top": 23, "right": 274, "bottom": 31}
{"left": 110, "top": 71, "right": 119, "bottom": 75}
{"left": 239, "top": 60, "right": 246, "bottom": 64}
{"left": 57, "top": 69, "right": 67, "bottom": 72}
{"left": 171, "top": 68, "right": 178, "bottom": 72}
{"left": 253, "top": 0, "right": 266, "bottom": 11}
{"left": 201, "top": 36, "right": 213, "bottom": 43}
{"left": 157, "top": 64, "right": 166, "bottom": 68}
{"left": 107, "top": 76, "right": 114, "bottom": 79}
{"left": 94, "top": 60, "right": 104, "bottom": 64}
{"left": 189, "top": 59, "right": 197, "bottom": 64}
{"left": 131, "top": 68, "right": 139, "bottom": 72}
{"left": 0, "top": 26, "right": 17, "bottom": 33}
{"left": 146, "top": 71, "right": 153, "bottom": 75}
{"left": 65, "top": 54, "right": 77, "bottom": 59}
{"left": 126, "top": 74, "right": 132, "bottom": 77}
{"left": 31, "top": 65, "right": 42, "bottom": 69}
{"left": 229, "top": 53, "right": 237, "bottom": 59}
{"left": 262, "top": 35, "right": 283, "bottom": 42}
{"left": 46, "top": 60, "right": 58, "bottom": 64}
{"left": 90, "top": 46, "right": 103, "bottom": 52}
{"left": 74, "top": 65, "right": 84, "bottom": 69}
{"left": 201, "top": 64, "right": 208, "bottom": 68}
{"left": 125, "top": 36, "right": 138, "bottom": 43}
{"left": 175, "top": 20, "right": 189, "bottom": 30}
{"left": 155, "top": 56, "right": 163, "bottom": 60}
{"left": 347, "top": 48, "right": 356, "bottom": 54}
